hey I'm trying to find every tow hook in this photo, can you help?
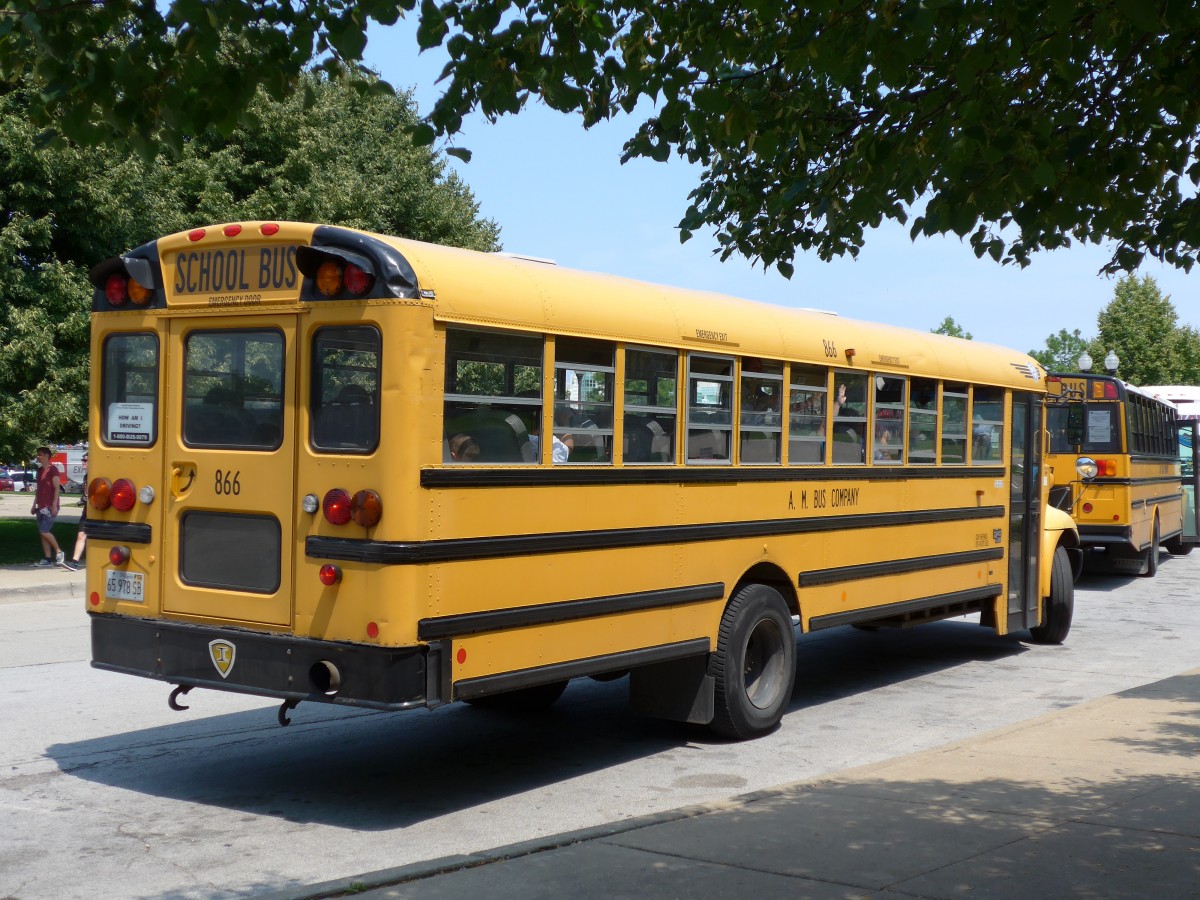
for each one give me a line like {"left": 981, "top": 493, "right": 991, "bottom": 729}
{"left": 278, "top": 698, "right": 299, "bottom": 727}
{"left": 168, "top": 685, "right": 192, "bottom": 711}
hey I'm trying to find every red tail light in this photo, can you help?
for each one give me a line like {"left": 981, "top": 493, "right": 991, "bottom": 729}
{"left": 88, "top": 478, "right": 113, "bottom": 511}
{"left": 111, "top": 478, "right": 136, "bottom": 512}
{"left": 1096, "top": 459, "right": 1116, "bottom": 476}
{"left": 322, "top": 488, "right": 352, "bottom": 525}
{"left": 318, "top": 564, "right": 342, "bottom": 586}
{"left": 351, "top": 490, "right": 383, "bottom": 527}
{"left": 109, "top": 545, "right": 130, "bottom": 566}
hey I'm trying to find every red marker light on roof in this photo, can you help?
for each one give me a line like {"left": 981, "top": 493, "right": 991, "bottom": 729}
{"left": 224, "top": 224, "right": 242, "bottom": 237}
{"left": 188, "top": 228, "right": 206, "bottom": 242}
{"left": 260, "top": 223, "right": 280, "bottom": 236}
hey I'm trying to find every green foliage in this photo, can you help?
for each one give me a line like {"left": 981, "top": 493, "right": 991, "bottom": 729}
{"left": 1093, "top": 275, "right": 1200, "bottom": 386}
{"left": 1028, "top": 328, "right": 1089, "bottom": 372}
{"left": 0, "top": 72, "right": 498, "bottom": 460}
{"left": 931, "top": 316, "right": 972, "bottom": 340}
{"left": 7, "top": 2, "right": 1200, "bottom": 276}
{"left": 1029, "top": 275, "right": 1200, "bottom": 386}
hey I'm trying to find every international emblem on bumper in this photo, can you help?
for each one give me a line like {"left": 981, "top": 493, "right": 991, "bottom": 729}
{"left": 208, "top": 639, "right": 236, "bottom": 679}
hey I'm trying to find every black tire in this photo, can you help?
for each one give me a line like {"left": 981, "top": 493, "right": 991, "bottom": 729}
{"left": 462, "top": 679, "right": 569, "bottom": 710}
{"left": 708, "top": 584, "right": 796, "bottom": 740}
{"left": 1141, "top": 519, "right": 1160, "bottom": 578}
{"left": 1164, "top": 537, "right": 1193, "bottom": 556}
{"left": 1029, "top": 545, "right": 1073, "bottom": 645}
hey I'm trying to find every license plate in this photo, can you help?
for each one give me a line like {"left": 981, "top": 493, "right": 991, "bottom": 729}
{"left": 105, "top": 569, "right": 145, "bottom": 602}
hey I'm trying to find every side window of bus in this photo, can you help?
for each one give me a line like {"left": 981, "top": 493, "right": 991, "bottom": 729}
{"left": 443, "top": 328, "right": 542, "bottom": 464}
{"left": 788, "top": 364, "right": 828, "bottom": 465}
{"left": 686, "top": 354, "right": 734, "bottom": 463}
{"left": 972, "top": 387, "right": 1005, "bottom": 464}
{"left": 624, "top": 347, "right": 677, "bottom": 464}
{"left": 311, "top": 326, "right": 381, "bottom": 454}
{"left": 740, "top": 357, "right": 783, "bottom": 464}
{"left": 908, "top": 377, "right": 937, "bottom": 465}
{"left": 942, "top": 383, "right": 969, "bottom": 464}
{"left": 554, "top": 337, "right": 615, "bottom": 464}
{"left": 831, "top": 371, "right": 868, "bottom": 464}
{"left": 102, "top": 332, "right": 160, "bottom": 447}
{"left": 183, "top": 330, "right": 284, "bottom": 450}
{"left": 872, "top": 374, "right": 906, "bottom": 465}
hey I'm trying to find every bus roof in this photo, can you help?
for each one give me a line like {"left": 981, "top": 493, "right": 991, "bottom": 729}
{"left": 387, "top": 234, "right": 1045, "bottom": 391}
{"left": 102, "top": 221, "right": 1047, "bottom": 392}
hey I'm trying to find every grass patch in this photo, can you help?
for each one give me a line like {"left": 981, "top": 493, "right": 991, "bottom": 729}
{"left": 0, "top": 516, "right": 80, "bottom": 566}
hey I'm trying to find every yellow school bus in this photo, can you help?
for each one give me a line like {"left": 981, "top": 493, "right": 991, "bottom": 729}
{"left": 1046, "top": 373, "right": 1184, "bottom": 574}
{"left": 84, "top": 222, "right": 1079, "bottom": 739}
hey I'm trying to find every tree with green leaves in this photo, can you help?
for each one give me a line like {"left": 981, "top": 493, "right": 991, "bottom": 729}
{"left": 5, "top": 2, "right": 1200, "bottom": 277}
{"left": 1028, "top": 275, "right": 1200, "bottom": 385}
{"left": 1091, "top": 275, "right": 1199, "bottom": 387}
{"left": 931, "top": 317, "right": 971, "bottom": 341}
{"left": 1028, "top": 328, "right": 1089, "bottom": 373}
{"left": 0, "top": 72, "right": 498, "bottom": 462}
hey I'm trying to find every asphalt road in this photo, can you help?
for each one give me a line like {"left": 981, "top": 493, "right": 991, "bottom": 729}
{"left": 1, "top": 550, "right": 1198, "bottom": 899}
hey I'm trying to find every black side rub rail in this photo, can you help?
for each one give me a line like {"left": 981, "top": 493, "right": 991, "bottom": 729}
{"left": 308, "top": 506, "right": 1007, "bottom": 564}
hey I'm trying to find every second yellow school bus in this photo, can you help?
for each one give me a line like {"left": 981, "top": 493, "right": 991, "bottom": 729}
{"left": 1046, "top": 373, "right": 1185, "bottom": 574}
{"left": 84, "top": 222, "right": 1079, "bottom": 739}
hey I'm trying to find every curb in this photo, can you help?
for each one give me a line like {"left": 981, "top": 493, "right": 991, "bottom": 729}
{"left": 0, "top": 569, "right": 86, "bottom": 605}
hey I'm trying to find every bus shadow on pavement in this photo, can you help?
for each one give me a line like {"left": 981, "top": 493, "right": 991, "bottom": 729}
{"left": 785, "top": 618, "right": 1030, "bottom": 712}
{"left": 44, "top": 676, "right": 689, "bottom": 831}
{"left": 45, "top": 620, "right": 1035, "bottom": 831}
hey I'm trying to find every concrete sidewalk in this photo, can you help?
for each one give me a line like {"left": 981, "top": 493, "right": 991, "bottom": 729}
{"left": 274, "top": 669, "right": 1200, "bottom": 899}
{"left": 0, "top": 562, "right": 86, "bottom": 603}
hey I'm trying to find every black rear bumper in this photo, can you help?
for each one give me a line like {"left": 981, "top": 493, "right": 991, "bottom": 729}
{"left": 90, "top": 614, "right": 447, "bottom": 710}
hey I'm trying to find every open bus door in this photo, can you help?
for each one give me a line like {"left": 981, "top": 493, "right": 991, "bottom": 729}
{"left": 1177, "top": 420, "right": 1199, "bottom": 550}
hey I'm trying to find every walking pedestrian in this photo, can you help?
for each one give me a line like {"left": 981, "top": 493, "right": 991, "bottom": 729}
{"left": 62, "top": 452, "right": 88, "bottom": 571}
{"left": 31, "top": 446, "right": 64, "bottom": 567}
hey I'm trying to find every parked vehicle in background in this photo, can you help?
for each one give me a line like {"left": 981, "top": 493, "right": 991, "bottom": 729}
{"left": 0, "top": 474, "right": 13, "bottom": 491}
{"left": 8, "top": 470, "right": 36, "bottom": 492}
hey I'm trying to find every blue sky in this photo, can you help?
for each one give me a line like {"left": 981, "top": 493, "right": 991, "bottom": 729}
{"left": 363, "top": 23, "right": 1198, "bottom": 360}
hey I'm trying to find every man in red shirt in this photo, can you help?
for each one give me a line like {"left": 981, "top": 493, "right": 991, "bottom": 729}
{"left": 31, "top": 446, "right": 64, "bottom": 567}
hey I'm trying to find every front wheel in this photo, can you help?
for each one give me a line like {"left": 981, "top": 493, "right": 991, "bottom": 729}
{"left": 708, "top": 584, "right": 796, "bottom": 740}
{"left": 1029, "top": 545, "right": 1074, "bottom": 645}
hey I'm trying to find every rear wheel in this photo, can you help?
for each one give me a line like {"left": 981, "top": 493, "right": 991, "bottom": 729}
{"left": 1164, "top": 531, "right": 1193, "bottom": 556}
{"left": 708, "top": 584, "right": 796, "bottom": 740}
{"left": 1141, "top": 519, "right": 1160, "bottom": 577}
{"left": 1029, "top": 545, "right": 1073, "bottom": 645}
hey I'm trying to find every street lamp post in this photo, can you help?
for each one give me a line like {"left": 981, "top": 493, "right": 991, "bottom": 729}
{"left": 1104, "top": 349, "right": 1120, "bottom": 375}
{"left": 1078, "top": 351, "right": 1093, "bottom": 372}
